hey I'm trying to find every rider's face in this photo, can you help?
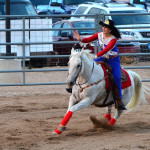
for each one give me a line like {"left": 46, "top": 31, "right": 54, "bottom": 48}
{"left": 102, "top": 26, "right": 111, "bottom": 34}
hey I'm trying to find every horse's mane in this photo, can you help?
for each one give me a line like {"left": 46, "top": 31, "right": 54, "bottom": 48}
{"left": 71, "top": 49, "right": 94, "bottom": 61}
{"left": 83, "top": 50, "right": 94, "bottom": 60}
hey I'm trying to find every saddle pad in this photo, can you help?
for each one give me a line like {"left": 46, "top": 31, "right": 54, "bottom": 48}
{"left": 121, "top": 69, "right": 128, "bottom": 82}
{"left": 101, "top": 64, "right": 131, "bottom": 90}
{"left": 121, "top": 69, "right": 131, "bottom": 89}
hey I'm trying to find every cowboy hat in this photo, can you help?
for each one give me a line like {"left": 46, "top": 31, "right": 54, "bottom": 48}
{"left": 99, "top": 19, "right": 115, "bottom": 29}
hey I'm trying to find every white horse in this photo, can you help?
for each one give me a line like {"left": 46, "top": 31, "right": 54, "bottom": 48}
{"left": 53, "top": 46, "right": 149, "bottom": 135}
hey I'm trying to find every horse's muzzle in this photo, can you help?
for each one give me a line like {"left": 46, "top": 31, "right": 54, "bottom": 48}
{"left": 69, "top": 81, "right": 74, "bottom": 86}
{"left": 67, "top": 74, "right": 77, "bottom": 87}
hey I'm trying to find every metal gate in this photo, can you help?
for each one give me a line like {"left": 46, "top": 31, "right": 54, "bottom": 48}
{"left": 0, "top": 13, "right": 149, "bottom": 86}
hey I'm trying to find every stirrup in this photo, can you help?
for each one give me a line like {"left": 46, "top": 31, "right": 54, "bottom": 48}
{"left": 66, "top": 88, "right": 72, "bottom": 93}
{"left": 117, "top": 104, "right": 127, "bottom": 110}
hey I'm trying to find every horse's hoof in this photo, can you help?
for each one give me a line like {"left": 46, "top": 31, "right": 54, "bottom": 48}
{"left": 52, "top": 132, "right": 58, "bottom": 135}
{"left": 66, "top": 88, "right": 72, "bottom": 93}
{"left": 52, "top": 128, "right": 62, "bottom": 135}
{"left": 108, "top": 118, "right": 116, "bottom": 126}
{"left": 52, "top": 125, "right": 66, "bottom": 135}
{"left": 104, "top": 113, "right": 111, "bottom": 120}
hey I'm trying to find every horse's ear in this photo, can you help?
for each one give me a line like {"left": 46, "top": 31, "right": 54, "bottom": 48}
{"left": 79, "top": 42, "right": 88, "bottom": 48}
{"left": 71, "top": 48, "right": 75, "bottom": 54}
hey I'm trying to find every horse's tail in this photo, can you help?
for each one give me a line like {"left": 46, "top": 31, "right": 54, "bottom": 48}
{"left": 143, "top": 84, "right": 150, "bottom": 96}
{"left": 126, "top": 70, "right": 148, "bottom": 111}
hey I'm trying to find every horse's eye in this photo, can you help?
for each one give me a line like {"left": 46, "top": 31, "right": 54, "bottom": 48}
{"left": 77, "top": 64, "right": 80, "bottom": 68}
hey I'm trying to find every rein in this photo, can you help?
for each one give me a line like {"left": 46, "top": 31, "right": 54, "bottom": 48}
{"left": 76, "top": 61, "right": 94, "bottom": 86}
{"left": 79, "top": 77, "right": 106, "bottom": 93}
{"left": 75, "top": 61, "right": 108, "bottom": 93}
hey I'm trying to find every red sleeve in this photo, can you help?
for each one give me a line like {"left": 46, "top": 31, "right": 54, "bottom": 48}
{"left": 97, "top": 38, "right": 117, "bottom": 57}
{"left": 81, "top": 33, "right": 99, "bottom": 43}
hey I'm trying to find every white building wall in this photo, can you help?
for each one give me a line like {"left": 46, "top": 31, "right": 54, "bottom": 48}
{"left": 0, "top": 18, "right": 53, "bottom": 55}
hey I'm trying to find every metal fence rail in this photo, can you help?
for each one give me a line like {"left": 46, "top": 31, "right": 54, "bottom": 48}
{"left": 0, "top": 14, "right": 150, "bottom": 86}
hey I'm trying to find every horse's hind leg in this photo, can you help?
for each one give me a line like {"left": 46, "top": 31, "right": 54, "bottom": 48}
{"left": 104, "top": 105, "right": 112, "bottom": 120}
{"left": 108, "top": 109, "right": 123, "bottom": 126}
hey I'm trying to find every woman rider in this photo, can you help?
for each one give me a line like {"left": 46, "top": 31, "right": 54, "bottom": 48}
{"left": 67, "top": 19, "right": 126, "bottom": 110}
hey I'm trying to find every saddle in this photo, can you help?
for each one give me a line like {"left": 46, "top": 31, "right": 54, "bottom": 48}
{"left": 97, "top": 62, "right": 130, "bottom": 107}
{"left": 101, "top": 62, "right": 128, "bottom": 84}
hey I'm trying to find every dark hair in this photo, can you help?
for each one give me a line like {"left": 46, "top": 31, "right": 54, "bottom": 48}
{"left": 109, "top": 26, "right": 121, "bottom": 39}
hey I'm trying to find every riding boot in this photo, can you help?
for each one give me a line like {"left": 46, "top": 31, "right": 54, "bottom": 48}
{"left": 112, "top": 81, "right": 127, "bottom": 110}
{"left": 115, "top": 99, "right": 127, "bottom": 110}
{"left": 66, "top": 88, "right": 72, "bottom": 93}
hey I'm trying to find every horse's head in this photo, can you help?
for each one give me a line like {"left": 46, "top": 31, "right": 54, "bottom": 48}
{"left": 67, "top": 43, "right": 83, "bottom": 86}
{"left": 67, "top": 43, "right": 94, "bottom": 87}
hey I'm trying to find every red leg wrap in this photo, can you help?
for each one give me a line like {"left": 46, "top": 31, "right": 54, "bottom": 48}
{"left": 108, "top": 118, "right": 116, "bottom": 126}
{"left": 61, "top": 111, "right": 73, "bottom": 126}
{"left": 53, "top": 111, "right": 73, "bottom": 135}
{"left": 104, "top": 113, "right": 111, "bottom": 120}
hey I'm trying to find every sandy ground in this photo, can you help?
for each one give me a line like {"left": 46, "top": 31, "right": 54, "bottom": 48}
{"left": 0, "top": 62, "right": 150, "bottom": 150}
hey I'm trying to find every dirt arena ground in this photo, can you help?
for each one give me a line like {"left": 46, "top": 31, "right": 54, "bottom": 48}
{"left": 0, "top": 62, "right": 150, "bottom": 150}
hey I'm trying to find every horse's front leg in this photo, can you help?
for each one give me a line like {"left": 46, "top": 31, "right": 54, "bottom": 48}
{"left": 66, "top": 95, "right": 77, "bottom": 113}
{"left": 53, "top": 96, "right": 94, "bottom": 135}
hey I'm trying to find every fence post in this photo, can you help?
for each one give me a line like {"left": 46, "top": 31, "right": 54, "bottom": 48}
{"left": 22, "top": 17, "right": 26, "bottom": 85}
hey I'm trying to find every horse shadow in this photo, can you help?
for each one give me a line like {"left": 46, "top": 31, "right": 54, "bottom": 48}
{"left": 114, "top": 121, "right": 150, "bottom": 134}
{"left": 65, "top": 116, "right": 150, "bottom": 137}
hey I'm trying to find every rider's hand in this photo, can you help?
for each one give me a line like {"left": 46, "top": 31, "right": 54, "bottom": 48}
{"left": 74, "top": 30, "right": 81, "bottom": 41}
{"left": 93, "top": 55, "right": 97, "bottom": 60}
